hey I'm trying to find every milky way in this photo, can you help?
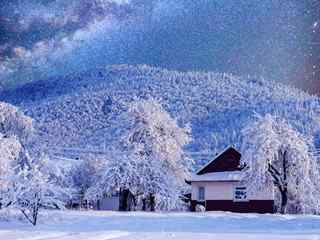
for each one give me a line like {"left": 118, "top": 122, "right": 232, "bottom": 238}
{"left": 0, "top": 0, "right": 319, "bottom": 94}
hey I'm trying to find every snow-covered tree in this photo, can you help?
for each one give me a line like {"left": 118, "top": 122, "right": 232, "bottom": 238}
{"left": 0, "top": 102, "right": 34, "bottom": 144}
{"left": 241, "top": 114, "right": 320, "bottom": 214}
{"left": 0, "top": 134, "right": 23, "bottom": 201}
{"left": 121, "top": 99, "right": 192, "bottom": 181}
{"left": 0, "top": 102, "right": 69, "bottom": 222}
{"left": 87, "top": 99, "right": 192, "bottom": 211}
{"left": 70, "top": 156, "right": 104, "bottom": 208}
{"left": 1, "top": 155, "right": 68, "bottom": 225}
{"left": 0, "top": 102, "right": 34, "bottom": 172}
{"left": 0, "top": 102, "right": 35, "bottom": 207}
{"left": 85, "top": 151, "right": 141, "bottom": 210}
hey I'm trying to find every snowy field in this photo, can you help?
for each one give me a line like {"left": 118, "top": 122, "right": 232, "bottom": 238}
{"left": 1, "top": 210, "right": 320, "bottom": 240}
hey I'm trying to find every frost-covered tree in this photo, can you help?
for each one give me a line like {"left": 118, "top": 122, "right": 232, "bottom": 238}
{"left": 71, "top": 156, "right": 104, "bottom": 208}
{"left": 0, "top": 135, "right": 23, "bottom": 205}
{"left": 1, "top": 156, "right": 68, "bottom": 225}
{"left": 0, "top": 102, "right": 34, "bottom": 144}
{"left": 0, "top": 135, "right": 22, "bottom": 175}
{"left": 241, "top": 114, "right": 320, "bottom": 214}
{"left": 87, "top": 150, "right": 185, "bottom": 211}
{"left": 121, "top": 99, "right": 192, "bottom": 181}
{"left": 0, "top": 102, "right": 70, "bottom": 223}
{"left": 0, "top": 102, "right": 34, "bottom": 172}
{"left": 87, "top": 99, "right": 192, "bottom": 211}
{"left": 0, "top": 102, "right": 35, "bottom": 208}
{"left": 85, "top": 152, "right": 141, "bottom": 210}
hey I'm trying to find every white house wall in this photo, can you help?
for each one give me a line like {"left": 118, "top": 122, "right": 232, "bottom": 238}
{"left": 191, "top": 181, "right": 274, "bottom": 201}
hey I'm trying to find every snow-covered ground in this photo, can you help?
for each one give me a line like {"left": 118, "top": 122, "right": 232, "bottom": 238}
{"left": 1, "top": 210, "right": 320, "bottom": 240}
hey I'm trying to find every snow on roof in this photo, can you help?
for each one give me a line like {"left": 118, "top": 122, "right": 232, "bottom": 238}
{"left": 191, "top": 171, "right": 243, "bottom": 182}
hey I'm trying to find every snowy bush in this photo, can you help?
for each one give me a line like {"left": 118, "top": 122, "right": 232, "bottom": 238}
{"left": 195, "top": 204, "right": 206, "bottom": 212}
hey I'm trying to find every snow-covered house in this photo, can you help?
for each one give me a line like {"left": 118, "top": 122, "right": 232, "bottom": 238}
{"left": 190, "top": 147, "right": 274, "bottom": 213}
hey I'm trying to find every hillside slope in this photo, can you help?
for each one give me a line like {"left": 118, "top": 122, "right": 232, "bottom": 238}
{"left": 1, "top": 65, "right": 319, "bottom": 165}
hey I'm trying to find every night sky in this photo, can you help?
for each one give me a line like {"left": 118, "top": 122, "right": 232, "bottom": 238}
{"left": 0, "top": 0, "right": 319, "bottom": 94}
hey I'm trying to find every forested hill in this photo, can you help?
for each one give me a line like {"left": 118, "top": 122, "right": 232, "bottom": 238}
{"left": 1, "top": 65, "right": 319, "bottom": 165}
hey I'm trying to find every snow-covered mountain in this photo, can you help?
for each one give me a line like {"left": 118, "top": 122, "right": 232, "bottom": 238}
{"left": 1, "top": 65, "right": 320, "bottom": 165}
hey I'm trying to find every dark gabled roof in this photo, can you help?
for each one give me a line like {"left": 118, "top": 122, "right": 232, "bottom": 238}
{"left": 197, "top": 146, "right": 242, "bottom": 175}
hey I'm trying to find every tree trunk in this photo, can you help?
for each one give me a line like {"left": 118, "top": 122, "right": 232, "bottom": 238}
{"left": 119, "top": 188, "right": 129, "bottom": 211}
{"left": 280, "top": 150, "right": 288, "bottom": 214}
{"left": 132, "top": 195, "right": 137, "bottom": 211}
{"left": 32, "top": 205, "right": 38, "bottom": 226}
{"left": 127, "top": 192, "right": 137, "bottom": 211}
{"left": 149, "top": 194, "right": 155, "bottom": 212}
{"left": 20, "top": 196, "right": 40, "bottom": 226}
{"left": 32, "top": 194, "right": 40, "bottom": 226}
{"left": 127, "top": 193, "right": 132, "bottom": 211}
{"left": 268, "top": 150, "right": 289, "bottom": 214}
{"left": 142, "top": 198, "right": 146, "bottom": 211}
{"left": 79, "top": 190, "right": 85, "bottom": 210}
{"left": 280, "top": 188, "right": 288, "bottom": 214}
{"left": 97, "top": 199, "right": 100, "bottom": 210}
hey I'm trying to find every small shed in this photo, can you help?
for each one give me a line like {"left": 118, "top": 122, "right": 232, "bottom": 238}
{"left": 96, "top": 193, "right": 120, "bottom": 211}
{"left": 190, "top": 146, "right": 274, "bottom": 213}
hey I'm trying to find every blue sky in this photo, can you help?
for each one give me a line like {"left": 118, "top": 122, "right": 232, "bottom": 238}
{"left": 0, "top": 0, "right": 318, "bottom": 93}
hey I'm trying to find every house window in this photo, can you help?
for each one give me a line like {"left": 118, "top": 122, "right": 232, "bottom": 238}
{"left": 234, "top": 186, "right": 247, "bottom": 202}
{"left": 198, "top": 187, "right": 205, "bottom": 201}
